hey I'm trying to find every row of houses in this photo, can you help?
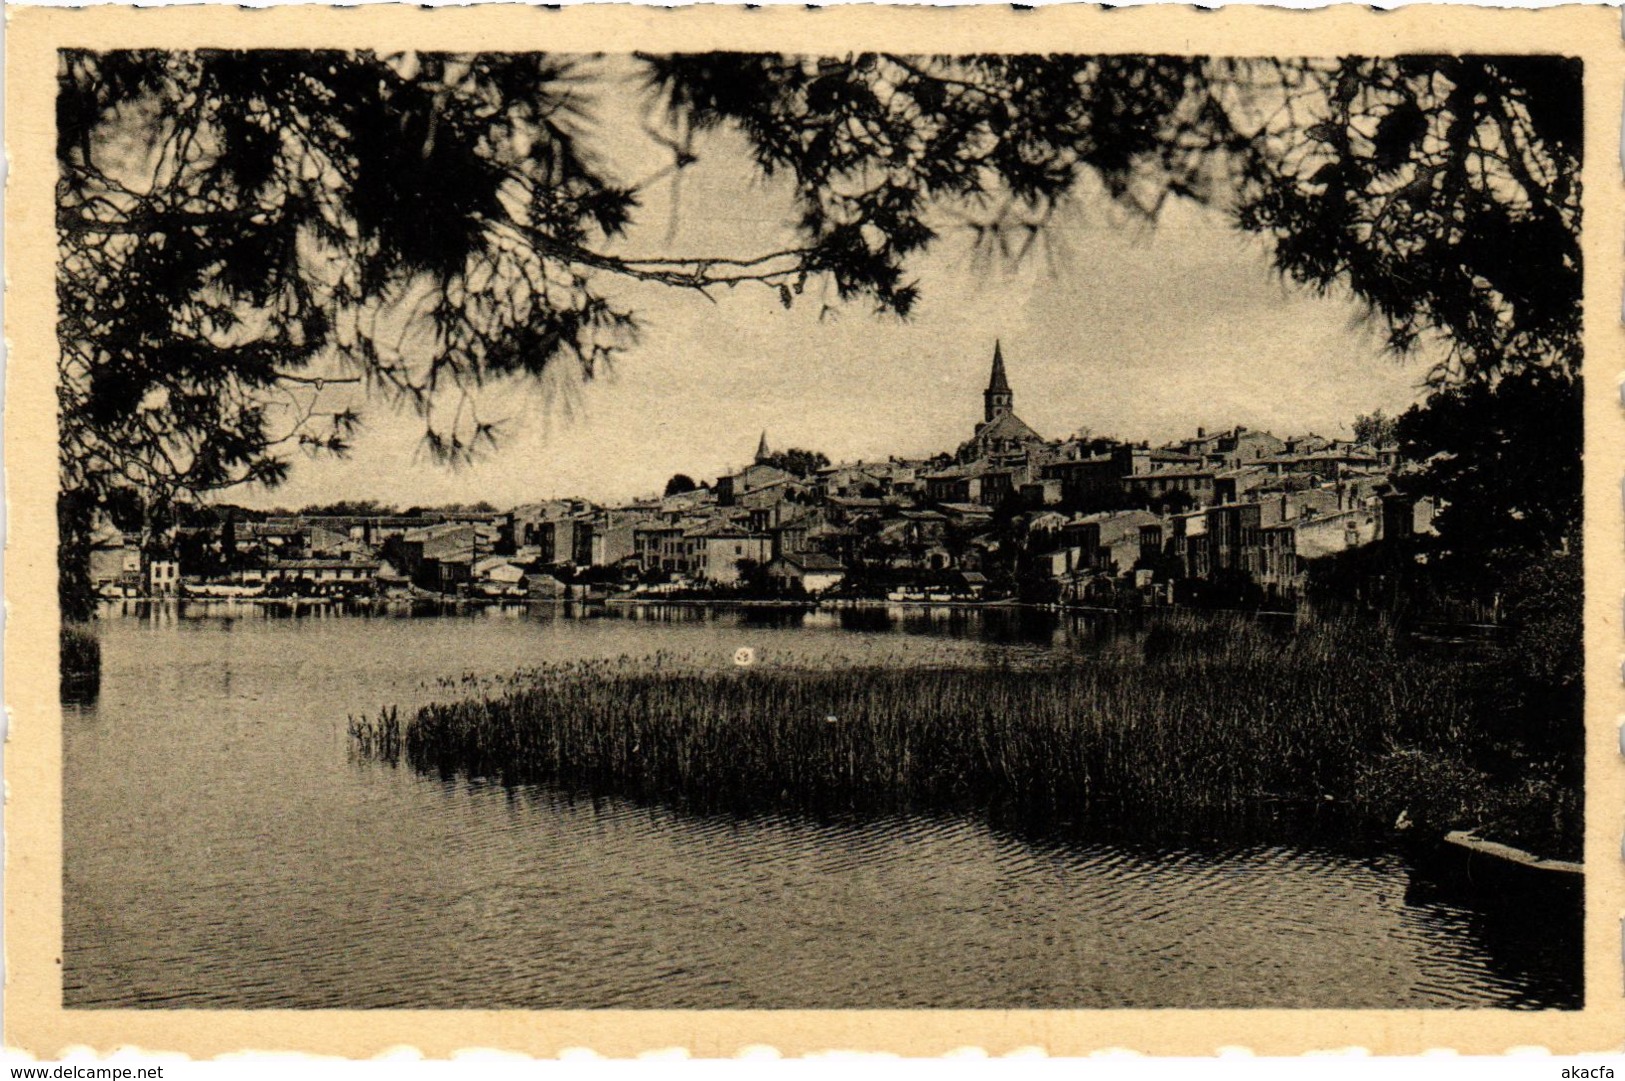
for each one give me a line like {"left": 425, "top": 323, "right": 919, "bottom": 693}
{"left": 98, "top": 342, "right": 1427, "bottom": 605}
{"left": 88, "top": 524, "right": 180, "bottom": 598}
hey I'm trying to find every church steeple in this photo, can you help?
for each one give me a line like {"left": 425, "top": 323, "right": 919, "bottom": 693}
{"left": 984, "top": 339, "right": 1013, "bottom": 424}
{"left": 755, "top": 430, "right": 771, "bottom": 463}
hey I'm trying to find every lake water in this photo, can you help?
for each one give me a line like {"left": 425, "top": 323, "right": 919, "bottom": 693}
{"left": 63, "top": 601, "right": 1581, "bottom": 1009}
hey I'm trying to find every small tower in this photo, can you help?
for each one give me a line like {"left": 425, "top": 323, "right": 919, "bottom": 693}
{"left": 754, "top": 430, "right": 771, "bottom": 464}
{"left": 984, "top": 340, "right": 1013, "bottom": 424}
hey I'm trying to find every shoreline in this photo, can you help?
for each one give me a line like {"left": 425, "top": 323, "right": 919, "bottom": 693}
{"left": 100, "top": 593, "right": 1501, "bottom": 640}
{"left": 356, "top": 609, "right": 1580, "bottom": 868}
{"left": 142, "top": 590, "right": 1307, "bottom": 617}
{"left": 85, "top": 601, "right": 1581, "bottom": 872}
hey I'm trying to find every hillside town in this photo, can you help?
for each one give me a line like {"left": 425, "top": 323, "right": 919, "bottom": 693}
{"left": 89, "top": 343, "right": 1434, "bottom": 610}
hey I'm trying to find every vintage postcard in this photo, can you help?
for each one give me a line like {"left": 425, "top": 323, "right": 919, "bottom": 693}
{"left": 4, "top": 0, "right": 1622, "bottom": 1059}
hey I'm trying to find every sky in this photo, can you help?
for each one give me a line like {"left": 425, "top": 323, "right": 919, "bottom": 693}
{"left": 236, "top": 57, "right": 1440, "bottom": 511}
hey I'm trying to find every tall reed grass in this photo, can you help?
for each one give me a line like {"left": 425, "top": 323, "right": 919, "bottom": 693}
{"left": 60, "top": 623, "right": 101, "bottom": 701}
{"left": 347, "top": 705, "right": 401, "bottom": 762}
{"left": 353, "top": 611, "right": 1539, "bottom": 841}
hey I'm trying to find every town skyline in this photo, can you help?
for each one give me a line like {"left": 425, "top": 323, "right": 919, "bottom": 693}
{"left": 111, "top": 336, "right": 1419, "bottom": 612}
{"left": 228, "top": 295, "right": 1437, "bottom": 512}
{"left": 229, "top": 383, "right": 1404, "bottom": 518}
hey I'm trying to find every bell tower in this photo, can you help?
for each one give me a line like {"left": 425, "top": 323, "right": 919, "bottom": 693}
{"left": 983, "top": 340, "right": 1013, "bottom": 424}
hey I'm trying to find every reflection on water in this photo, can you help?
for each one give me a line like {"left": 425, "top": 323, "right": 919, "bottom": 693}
{"left": 64, "top": 602, "right": 1581, "bottom": 1009}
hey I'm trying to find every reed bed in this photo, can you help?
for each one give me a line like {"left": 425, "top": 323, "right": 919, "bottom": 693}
{"left": 352, "top": 612, "right": 1523, "bottom": 837}
{"left": 347, "top": 705, "right": 402, "bottom": 762}
{"left": 60, "top": 623, "right": 101, "bottom": 700}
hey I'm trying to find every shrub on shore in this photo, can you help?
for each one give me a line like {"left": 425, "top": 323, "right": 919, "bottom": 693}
{"left": 60, "top": 623, "right": 101, "bottom": 701}
{"left": 352, "top": 611, "right": 1578, "bottom": 855}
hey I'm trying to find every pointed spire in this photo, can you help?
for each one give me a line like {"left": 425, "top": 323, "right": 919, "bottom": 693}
{"left": 987, "top": 339, "right": 1011, "bottom": 395}
{"left": 755, "top": 430, "right": 771, "bottom": 463}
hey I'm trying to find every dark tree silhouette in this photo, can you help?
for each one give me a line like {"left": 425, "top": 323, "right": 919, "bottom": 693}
{"left": 299, "top": 499, "right": 401, "bottom": 517}
{"left": 1352, "top": 410, "right": 1399, "bottom": 447}
{"left": 651, "top": 53, "right": 1580, "bottom": 380}
{"left": 758, "top": 448, "right": 831, "bottom": 477}
{"left": 663, "top": 473, "right": 699, "bottom": 496}
{"left": 1396, "top": 366, "right": 1581, "bottom": 586}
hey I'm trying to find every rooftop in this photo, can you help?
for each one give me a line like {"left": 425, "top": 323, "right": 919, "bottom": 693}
{"left": 779, "top": 552, "right": 845, "bottom": 572}
{"left": 269, "top": 558, "right": 381, "bottom": 571}
{"left": 971, "top": 411, "right": 1043, "bottom": 446}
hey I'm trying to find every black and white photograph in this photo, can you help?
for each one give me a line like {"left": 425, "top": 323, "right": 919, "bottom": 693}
{"left": 10, "top": 3, "right": 1611, "bottom": 1053}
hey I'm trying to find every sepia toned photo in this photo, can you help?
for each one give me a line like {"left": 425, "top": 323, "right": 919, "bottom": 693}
{"left": 6, "top": 2, "right": 1622, "bottom": 1058}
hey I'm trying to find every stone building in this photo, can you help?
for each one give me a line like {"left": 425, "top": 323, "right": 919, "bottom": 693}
{"left": 956, "top": 341, "right": 1045, "bottom": 463}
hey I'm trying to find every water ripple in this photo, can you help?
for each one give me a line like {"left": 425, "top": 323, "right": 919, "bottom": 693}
{"left": 63, "top": 612, "right": 1581, "bottom": 1010}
